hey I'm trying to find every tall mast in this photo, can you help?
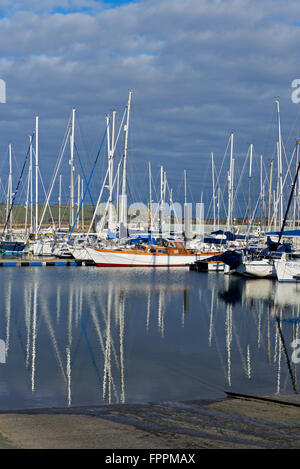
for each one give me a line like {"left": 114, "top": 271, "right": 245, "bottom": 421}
{"left": 81, "top": 178, "right": 84, "bottom": 232}
{"left": 8, "top": 143, "right": 12, "bottom": 231}
{"left": 248, "top": 143, "right": 253, "bottom": 229}
{"left": 293, "top": 142, "right": 300, "bottom": 229}
{"left": 268, "top": 160, "right": 273, "bottom": 230}
{"left": 276, "top": 99, "right": 283, "bottom": 229}
{"left": 120, "top": 91, "right": 132, "bottom": 228}
{"left": 108, "top": 110, "right": 116, "bottom": 231}
{"left": 227, "top": 132, "right": 234, "bottom": 231}
{"left": 184, "top": 169, "right": 187, "bottom": 205}
{"left": 30, "top": 135, "right": 33, "bottom": 232}
{"left": 25, "top": 138, "right": 32, "bottom": 235}
{"left": 106, "top": 113, "right": 111, "bottom": 229}
{"left": 69, "top": 107, "right": 76, "bottom": 229}
{"left": 77, "top": 174, "right": 80, "bottom": 231}
{"left": 217, "top": 186, "right": 220, "bottom": 231}
{"left": 148, "top": 161, "right": 152, "bottom": 231}
{"left": 260, "top": 154, "right": 265, "bottom": 230}
{"left": 35, "top": 116, "right": 39, "bottom": 237}
{"left": 211, "top": 152, "right": 216, "bottom": 231}
{"left": 159, "top": 165, "right": 164, "bottom": 234}
{"left": 58, "top": 174, "right": 62, "bottom": 230}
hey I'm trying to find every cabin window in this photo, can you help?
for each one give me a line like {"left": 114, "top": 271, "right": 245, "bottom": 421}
{"left": 157, "top": 249, "right": 167, "bottom": 253}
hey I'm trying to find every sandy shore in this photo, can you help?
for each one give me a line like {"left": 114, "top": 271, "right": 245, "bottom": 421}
{"left": 0, "top": 394, "right": 300, "bottom": 449}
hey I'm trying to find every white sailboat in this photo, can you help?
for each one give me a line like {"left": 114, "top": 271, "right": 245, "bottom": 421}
{"left": 86, "top": 240, "right": 220, "bottom": 267}
{"left": 235, "top": 258, "right": 276, "bottom": 278}
{"left": 274, "top": 253, "right": 300, "bottom": 282}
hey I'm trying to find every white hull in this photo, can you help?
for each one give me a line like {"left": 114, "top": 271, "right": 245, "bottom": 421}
{"left": 32, "top": 242, "right": 53, "bottom": 256}
{"left": 274, "top": 259, "right": 300, "bottom": 282}
{"left": 236, "top": 260, "right": 276, "bottom": 278}
{"left": 69, "top": 247, "right": 93, "bottom": 261}
{"left": 86, "top": 247, "right": 215, "bottom": 267}
{"left": 207, "top": 262, "right": 225, "bottom": 271}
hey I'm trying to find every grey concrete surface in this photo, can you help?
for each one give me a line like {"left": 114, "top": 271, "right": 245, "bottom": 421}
{"left": 0, "top": 396, "right": 299, "bottom": 449}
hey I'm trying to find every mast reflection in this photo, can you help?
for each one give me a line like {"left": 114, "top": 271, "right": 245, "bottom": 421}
{"left": 0, "top": 269, "right": 299, "bottom": 410}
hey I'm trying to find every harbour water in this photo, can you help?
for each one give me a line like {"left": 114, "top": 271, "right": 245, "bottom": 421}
{"left": 0, "top": 266, "right": 299, "bottom": 411}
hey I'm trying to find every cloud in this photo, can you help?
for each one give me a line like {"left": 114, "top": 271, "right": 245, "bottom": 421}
{"left": 0, "top": 0, "right": 299, "bottom": 213}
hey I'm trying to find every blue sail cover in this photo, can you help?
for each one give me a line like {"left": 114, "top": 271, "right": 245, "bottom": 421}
{"left": 201, "top": 250, "right": 243, "bottom": 268}
{"left": 126, "top": 235, "right": 157, "bottom": 245}
{"left": 107, "top": 229, "right": 119, "bottom": 239}
{"left": 205, "top": 230, "right": 246, "bottom": 244}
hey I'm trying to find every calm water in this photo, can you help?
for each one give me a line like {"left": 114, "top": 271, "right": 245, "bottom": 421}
{"left": 0, "top": 266, "right": 299, "bottom": 410}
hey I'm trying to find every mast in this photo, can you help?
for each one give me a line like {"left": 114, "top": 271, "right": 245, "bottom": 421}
{"left": 211, "top": 152, "right": 216, "bottom": 232}
{"left": 159, "top": 165, "right": 164, "bottom": 234}
{"left": 276, "top": 99, "right": 283, "bottom": 229}
{"left": 277, "top": 146, "right": 300, "bottom": 246}
{"left": 7, "top": 143, "right": 13, "bottom": 232}
{"left": 69, "top": 107, "right": 75, "bottom": 230}
{"left": 217, "top": 186, "right": 220, "bottom": 231}
{"left": 267, "top": 160, "right": 273, "bottom": 230}
{"left": 148, "top": 161, "right": 152, "bottom": 231}
{"left": 184, "top": 169, "right": 187, "bottom": 205}
{"left": 293, "top": 142, "right": 299, "bottom": 229}
{"left": 81, "top": 178, "right": 84, "bottom": 232}
{"left": 227, "top": 132, "right": 234, "bottom": 231}
{"left": 184, "top": 169, "right": 191, "bottom": 243}
{"left": 35, "top": 116, "right": 39, "bottom": 237}
{"left": 58, "top": 174, "right": 62, "bottom": 230}
{"left": 119, "top": 91, "right": 132, "bottom": 229}
{"left": 260, "top": 154, "right": 264, "bottom": 230}
{"left": 108, "top": 110, "right": 116, "bottom": 231}
{"left": 25, "top": 138, "right": 31, "bottom": 235}
{"left": 30, "top": 135, "right": 33, "bottom": 232}
{"left": 77, "top": 174, "right": 80, "bottom": 231}
{"left": 248, "top": 144, "right": 253, "bottom": 230}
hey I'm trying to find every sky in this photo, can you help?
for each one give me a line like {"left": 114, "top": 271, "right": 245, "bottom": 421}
{"left": 1, "top": 0, "right": 300, "bottom": 218}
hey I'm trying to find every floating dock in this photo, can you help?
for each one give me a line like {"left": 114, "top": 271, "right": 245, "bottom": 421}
{"left": 0, "top": 258, "right": 96, "bottom": 267}
{"left": 190, "top": 260, "right": 225, "bottom": 272}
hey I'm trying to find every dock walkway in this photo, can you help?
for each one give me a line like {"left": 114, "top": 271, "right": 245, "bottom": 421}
{"left": 0, "top": 257, "right": 95, "bottom": 267}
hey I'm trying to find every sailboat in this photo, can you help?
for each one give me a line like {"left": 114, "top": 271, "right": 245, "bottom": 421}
{"left": 235, "top": 257, "right": 276, "bottom": 278}
{"left": 86, "top": 239, "right": 220, "bottom": 267}
{"left": 273, "top": 146, "right": 300, "bottom": 282}
{"left": 274, "top": 253, "right": 300, "bottom": 282}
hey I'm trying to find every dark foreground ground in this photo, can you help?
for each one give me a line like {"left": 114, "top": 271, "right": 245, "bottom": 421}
{"left": 0, "top": 394, "right": 300, "bottom": 449}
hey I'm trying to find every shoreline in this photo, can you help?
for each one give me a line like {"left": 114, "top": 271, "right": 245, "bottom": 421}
{"left": 0, "top": 394, "right": 300, "bottom": 449}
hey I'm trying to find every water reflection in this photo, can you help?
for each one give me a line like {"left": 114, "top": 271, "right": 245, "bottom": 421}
{"left": 0, "top": 268, "right": 299, "bottom": 410}
{"left": 219, "top": 276, "right": 300, "bottom": 396}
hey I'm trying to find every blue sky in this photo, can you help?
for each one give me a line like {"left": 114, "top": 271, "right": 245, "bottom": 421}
{"left": 0, "top": 0, "right": 300, "bottom": 218}
{"left": 51, "top": 0, "right": 139, "bottom": 15}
